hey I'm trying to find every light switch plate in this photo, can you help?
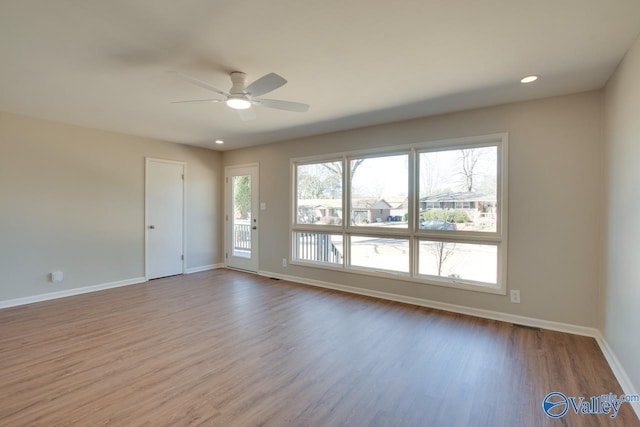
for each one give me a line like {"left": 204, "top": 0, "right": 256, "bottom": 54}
{"left": 510, "top": 290, "right": 521, "bottom": 303}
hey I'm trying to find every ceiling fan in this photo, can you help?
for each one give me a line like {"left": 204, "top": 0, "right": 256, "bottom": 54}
{"left": 169, "top": 70, "right": 310, "bottom": 120}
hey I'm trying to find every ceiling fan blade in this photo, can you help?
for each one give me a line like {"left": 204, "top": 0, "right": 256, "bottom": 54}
{"left": 256, "top": 98, "right": 310, "bottom": 112}
{"left": 171, "top": 99, "right": 224, "bottom": 104}
{"left": 167, "top": 71, "right": 229, "bottom": 96}
{"left": 245, "top": 73, "right": 287, "bottom": 97}
{"left": 236, "top": 107, "right": 256, "bottom": 121}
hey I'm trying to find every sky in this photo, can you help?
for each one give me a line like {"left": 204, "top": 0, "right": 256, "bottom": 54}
{"left": 350, "top": 146, "right": 497, "bottom": 199}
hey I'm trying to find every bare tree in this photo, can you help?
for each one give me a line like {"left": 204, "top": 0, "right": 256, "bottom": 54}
{"left": 369, "top": 177, "right": 385, "bottom": 199}
{"left": 321, "top": 159, "right": 364, "bottom": 181}
{"left": 298, "top": 163, "right": 341, "bottom": 199}
{"left": 428, "top": 241, "right": 456, "bottom": 276}
{"left": 298, "top": 171, "right": 340, "bottom": 199}
{"left": 420, "top": 154, "right": 439, "bottom": 195}
{"left": 459, "top": 149, "right": 482, "bottom": 192}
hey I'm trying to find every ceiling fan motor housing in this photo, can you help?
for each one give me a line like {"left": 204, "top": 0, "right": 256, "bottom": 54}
{"left": 230, "top": 71, "right": 249, "bottom": 95}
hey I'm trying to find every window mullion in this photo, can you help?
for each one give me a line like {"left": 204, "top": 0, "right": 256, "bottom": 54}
{"left": 343, "top": 155, "right": 350, "bottom": 269}
{"left": 409, "top": 148, "right": 416, "bottom": 277}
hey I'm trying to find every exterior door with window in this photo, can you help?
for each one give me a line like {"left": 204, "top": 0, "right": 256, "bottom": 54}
{"left": 225, "top": 165, "right": 259, "bottom": 272}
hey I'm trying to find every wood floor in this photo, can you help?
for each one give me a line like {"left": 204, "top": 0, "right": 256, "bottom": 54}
{"left": 1, "top": 269, "right": 637, "bottom": 426}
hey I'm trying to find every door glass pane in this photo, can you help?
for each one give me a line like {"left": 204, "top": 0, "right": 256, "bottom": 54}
{"left": 232, "top": 175, "right": 251, "bottom": 258}
{"left": 296, "top": 161, "right": 343, "bottom": 225}
{"left": 350, "top": 154, "right": 409, "bottom": 228}
{"left": 418, "top": 240, "right": 497, "bottom": 284}
{"left": 419, "top": 146, "right": 497, "bottom": 232}
{"left": 349, "top": 236, "right": 409, "bottom": 273}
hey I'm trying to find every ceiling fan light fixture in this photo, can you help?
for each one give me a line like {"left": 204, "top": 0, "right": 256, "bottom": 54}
{"left": 226, "top": 97, "right": 251, "bottom": 110}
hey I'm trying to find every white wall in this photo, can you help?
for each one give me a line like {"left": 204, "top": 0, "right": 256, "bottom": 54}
{"left": 223, "top": 91, "right": 604, "bottom": 327}
{"left": 0, "top": 112, "right": 223, "bottom": 301}
{"left": 604, "top": 34, "right": 640, "bottom": 396}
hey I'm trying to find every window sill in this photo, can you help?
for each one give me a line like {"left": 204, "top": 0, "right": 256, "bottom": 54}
{"left": 289, "top": 259, "right": 506, "bottom": 295}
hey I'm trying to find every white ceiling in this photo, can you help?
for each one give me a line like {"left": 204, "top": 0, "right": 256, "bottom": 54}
{"left": 1, "top": 1, "right": 639, "bottom": 151}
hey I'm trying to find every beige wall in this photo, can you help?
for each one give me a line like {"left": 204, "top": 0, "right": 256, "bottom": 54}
{"left": 0, "top": 112, "right": 223, "bottom": 301}
{"left": 604, "top": 34, "right": 640, "bottom": 394}
{"left": 223, "top": 91, "right": 604, "bottom": 327}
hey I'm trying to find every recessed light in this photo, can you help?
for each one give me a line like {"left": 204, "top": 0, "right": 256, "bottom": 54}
{"left": 215, "top": 140, "right": 224, "bottom": 144}
{"left": 520, "top": 75, "right": 538, "bottom": 84}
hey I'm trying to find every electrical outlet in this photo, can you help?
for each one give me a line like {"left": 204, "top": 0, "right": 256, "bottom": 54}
{"left": 282, "top": 258, "right": 287, "bottom": 267}
{"left": 51, "top": 271, "right": 63, "bottom": 283}
{"left": 510, "top": 290, "right": 521, "bottom": 303}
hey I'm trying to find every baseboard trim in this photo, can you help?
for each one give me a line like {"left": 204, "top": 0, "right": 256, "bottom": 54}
{"left": 185, "top": 264, "right": 224, "bottom": 274}
{"left": 0, "top": 277, "right": 146, "bottom": 309}
{"left": 595, "top": 334, "right": 640, "bottom": 419}
{"left": 258, "top": 270, "right": 599, "bottom": 337}
{"left": 1, "top": 263, "right": 225, "bottom": 309}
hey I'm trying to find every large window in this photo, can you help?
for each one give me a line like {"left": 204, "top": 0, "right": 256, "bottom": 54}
{"left": 291, "top": 134, "right": 507, "bottom": 294}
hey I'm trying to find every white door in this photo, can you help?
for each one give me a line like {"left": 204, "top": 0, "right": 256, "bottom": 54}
{"left": 146, "top": 158, "right": 185, "bottom": 279}
{"left": 226, "top": 164, "right": 259, "bottom": 272}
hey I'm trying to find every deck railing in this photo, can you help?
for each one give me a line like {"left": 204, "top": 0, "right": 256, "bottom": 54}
{"left": 297, "top": 233, "right": 343, "bottom": 264}
{"left": 234, "top": 221, "right": 251, "bottom": 250}
{"left": 234, "top": 225, "right": 343, "bottom": 264}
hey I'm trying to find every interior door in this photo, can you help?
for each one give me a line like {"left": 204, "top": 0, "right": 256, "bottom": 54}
{"left": 146, "top": 158, "right": 185, "bottom": 279}
{"left": 226, "top": 164, "right": 259, "bottom": 272}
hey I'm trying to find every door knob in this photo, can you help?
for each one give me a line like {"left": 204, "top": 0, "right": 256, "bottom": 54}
{"left": 149, "top": 225, "right": 155, "bottom": 229}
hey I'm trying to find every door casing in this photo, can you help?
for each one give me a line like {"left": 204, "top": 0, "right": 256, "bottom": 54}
{"left": 225, "top": 163, "right": 259, "bottom": 272}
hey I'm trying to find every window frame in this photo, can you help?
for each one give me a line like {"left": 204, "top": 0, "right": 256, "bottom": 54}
{"left": 290, "top": 133, "right": 508, "bottom": 295}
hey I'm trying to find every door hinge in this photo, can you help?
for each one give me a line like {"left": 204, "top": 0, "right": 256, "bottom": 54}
{"left": 225, "top": 177, "right": 228, "bottom": 183}
{"left": 181, "top": 174, "right": 184, "bottom": 180}
{"left": 181, "top": 254, "right": 184, "bottom": 260}
{"left": 226, "top": 215, "right": 228, "bottom": 221}
{"left": 225, "top": 252, "right": 228, "bottom": 259}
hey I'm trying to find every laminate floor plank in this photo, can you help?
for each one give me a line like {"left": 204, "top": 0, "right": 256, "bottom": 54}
{"left": 0, "top": 269, "right": 637, "bottom": 426}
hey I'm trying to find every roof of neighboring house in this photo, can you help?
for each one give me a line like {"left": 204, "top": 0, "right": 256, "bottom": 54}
{"left": 384, "top": 196, "right": 408, "bottom": 209}
{"left": 367, "top": 200, "right": 392, "bottom": 210}
{"left": 350, "top": 198, "right": 393, "bottom": 210}
{"left": 298, "top": 199, "right": 342, "bottom": 209}
{"left": 420, "top": 191, "right": 496, "bottom": 203}
{"left": 299, "top": 193, "right": 494, "bottom": 209}
{"left": 298, "top": 198, "right": 395, "bottom": 210}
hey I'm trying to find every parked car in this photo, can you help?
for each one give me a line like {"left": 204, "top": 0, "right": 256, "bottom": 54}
{"left": 420, "top": 219, "right": 457, "bottom": 231}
